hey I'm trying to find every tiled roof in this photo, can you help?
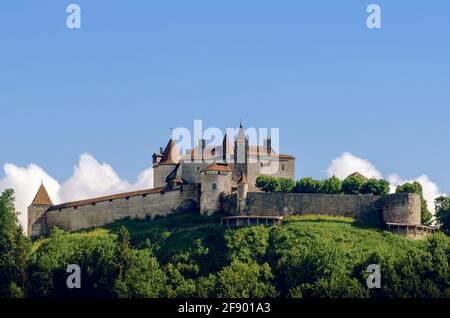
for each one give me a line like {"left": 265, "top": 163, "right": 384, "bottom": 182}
{"left": 347, "top": 172, "right": 369, "bottom": 182}
{"left": 201, "top": 163, "right": 231, "bottom": 173}
{"left": 48, "top": 187, "right": 165, "bottom": 211}
{"left": 159, "top": 139, "right": 181, "bottom": 164}
{"left": 184, "top": 144, "right": 294, "bottom": 161}
{"left": 31, "top": 183, "right": 53, "bottom": 206}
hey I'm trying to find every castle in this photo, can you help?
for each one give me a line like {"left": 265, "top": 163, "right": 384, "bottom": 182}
{"left": 28, "top": 122, "right": 430, "bottom": 239}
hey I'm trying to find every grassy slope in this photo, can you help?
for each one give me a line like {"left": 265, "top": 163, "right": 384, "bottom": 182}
{"left": 32, "top": 212, "right": 423, "bottom": 265}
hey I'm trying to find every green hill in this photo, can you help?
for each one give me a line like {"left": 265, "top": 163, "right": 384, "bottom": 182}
{"left": 30, "top": 212, "right": 450, "bottom": 298}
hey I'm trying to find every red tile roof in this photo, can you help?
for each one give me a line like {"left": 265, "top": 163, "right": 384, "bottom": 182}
{"left": 201, "top": 163, "right": 231, "bottom": 173}
{"left": 31, "top": 184, "right": 53, "bottom": 206}
{"left": 48, "top": 187, "right": 165, "bottom": 211}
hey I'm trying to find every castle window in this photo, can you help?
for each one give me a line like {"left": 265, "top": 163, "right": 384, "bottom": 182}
{"left": 109, "top": 199, "right": 113, "bottom": 203}
{"left": 218, "top": 171, "right": 221, "bottom": 175}
{"left": 212, "top": 183, "right": 217, "bottom": 190}
{"left": 197, "top": 166, "right": 200, "bottom": 171}
{"left": 143, "top": 194, "right": 147, "bottom": 198}
{"left": 74, "top": 206, "right": 78, "bottom": 210}
{"left": 92, "top": 202, "right": 96, "bottom": 206}
{"left": 261, "top": 162, "right": 264, "bottom": 167}
{"left": 282, "top": 164, "right": 285, "bottom": 171}
{"left": 125, "top": 197, "right": 130, "bottom": 201}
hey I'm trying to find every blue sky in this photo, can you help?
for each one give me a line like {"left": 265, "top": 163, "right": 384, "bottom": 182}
{"left": 1, "top": 0, "right": 449, "bottom": 197}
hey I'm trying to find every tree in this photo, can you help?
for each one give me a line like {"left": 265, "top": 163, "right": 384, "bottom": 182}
{"left": 276, "top": 178, "right": 295, "bottom": 193}
{"left": 0, "top": 189, "right": 31, "bottom": 298}
{"left": 114, "top": 226, "right": 135, "bottom": 278}
{"left": 342, "top": 175, "right": 366, "bottom": 195}
{"left": 215, "top": 260, "right": 277, "bottom": 298}
{"left": 320, "top": 176, "right": 342, "bottom": 194}
{"left": 115, "top": 249, "right": 169, "bottom": 298}
{"left": 396, "top": 182, "right": 433, "bottom": 225}
{"left": 294, "top": 178, "right": 322, "bottom": 194}
{"left": 255, "top": 176, "right": 279, "bottom": 193}
{"left": 361, "top": 179, "right": 390, "bottom": 195}
{"left": 435, "top": 196, "right": 450, "bottom": 235}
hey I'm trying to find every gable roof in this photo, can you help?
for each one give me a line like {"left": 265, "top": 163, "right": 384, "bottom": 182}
{"left": 201, "top": 162, "right": 231, "bottom": 173}
{"left": 31, "top": 183, "right": 53, "bottom": 206}
{"left": 347, "top": 172, "right": 369, "bottom": 182}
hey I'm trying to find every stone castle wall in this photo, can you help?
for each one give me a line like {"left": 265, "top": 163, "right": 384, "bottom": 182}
{"left": 37, "top": 185, "right": 199, "bottom": 235}
{"left": 222, "top": 192, "right": 421, "bottom": 226}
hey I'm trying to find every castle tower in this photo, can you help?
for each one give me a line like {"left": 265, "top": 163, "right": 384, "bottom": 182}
{"left": 153, "top": 139, "right": 181, "bottom": 188}
{"left": 234, "top": 121, "right": 248, "bottom": 179}
{"left": 237, "top": 172, "right": 248, "bottom": 214}
{"left": 28, "top": 182, "right": 53, "bottom": 237}
{"left": 200, "top": 162, "right": 232, "bottom": 215}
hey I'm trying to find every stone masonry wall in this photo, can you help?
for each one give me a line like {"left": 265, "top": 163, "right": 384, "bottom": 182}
{"left": 43, "top": 185, "right": 199, "bottom": 233}
{"left": 222, "top": 192, "right": 421, "bottom": 226}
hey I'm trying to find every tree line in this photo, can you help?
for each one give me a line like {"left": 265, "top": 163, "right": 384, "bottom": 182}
{"left": 1, "top": 188, "right": 450, "bottom": 298}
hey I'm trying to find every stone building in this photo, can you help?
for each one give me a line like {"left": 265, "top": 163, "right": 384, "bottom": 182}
{"left": 28, "top": 122, "right": 295, "bottom": 236}
{"left": 27, "top": 122, "right": 427, "bottom": 238}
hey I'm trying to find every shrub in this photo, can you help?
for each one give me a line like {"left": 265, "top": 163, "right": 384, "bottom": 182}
{"left": 342, "top": 175, "right": 366, "bottom": 195}
{"left": 294, "top": 178, "right": 322, "bottom": 194}
{"left": 255, "top": 176, "right": 279, "bottom": 193}
{"left": 276, "top": 178, "right": 295, "bottom": 193}
{"left": 320, "top": 176, "right": 342, "bottom": 194}
{"left": 361, "top": 179, "right": 390, "bottom": 195}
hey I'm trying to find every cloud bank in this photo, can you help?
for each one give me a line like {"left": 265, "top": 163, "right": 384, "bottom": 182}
{"left": 326, "top": 152, "right": 446, "bottom": 216}
{"left": 0, "top": 153, "right": 153, "bottom": 232}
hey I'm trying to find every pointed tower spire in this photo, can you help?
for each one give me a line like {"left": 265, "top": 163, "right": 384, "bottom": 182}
{"left": 31, "top": 183, "right": 53, "bottom": 206}
{"left": 238, "top": 172, "right": 247, "bottom": 184}
{"left": 236, "top": 120, "right": 246, "bottom": 142}
{"left": 159, "top": 139, "right": 181, "bottom": 164}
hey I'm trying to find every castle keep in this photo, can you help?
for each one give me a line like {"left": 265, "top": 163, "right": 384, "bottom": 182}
{"left": 28, "top": 122, "right": 426, "bottom": 238}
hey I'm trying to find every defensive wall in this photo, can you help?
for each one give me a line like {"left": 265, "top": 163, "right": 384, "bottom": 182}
{"left": 31, "top": 184, "right": 200, "bottom": 236}
{"left": 222, "top": 192, "right": 421, "bottom": 226}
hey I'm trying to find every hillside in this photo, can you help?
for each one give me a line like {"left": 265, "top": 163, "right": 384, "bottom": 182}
{"left": 30, "top": 212, "right": 450, "bottom": 298}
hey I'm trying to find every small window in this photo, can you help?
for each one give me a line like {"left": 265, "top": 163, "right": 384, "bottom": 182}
{"left": 218, "top": 171, "right": 221, "bottom": 175}
{"left": 282, "top": 164, "right": 285, "bottom": 171}
{"left": 109, "top": 199, "right": 113, "bottom": 203}
{"left": 260, "top": 162, "right": 264, "bottom": 167}
{"left": 125, "top": 197, "right": 130, "bottom": 201}
{"left": 143, "top": 194, "right": 147, "bottom": 198}
{"left": 74, "top": 206, "right": 78, "bottom": 210}
{"left": 92, "top": 202, "right": 96, "bottom": 206}
{"left": 197, "top": 166, "right": 200, "bottom": 171}
{"left": 212, "top": 183, "right": 217, "bottom": 190}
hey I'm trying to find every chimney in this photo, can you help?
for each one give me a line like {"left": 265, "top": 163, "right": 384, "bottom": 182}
{"left": 264, "top": 138, "right": 272, "bottom": 155}
{"left": 201, "top": 139, "right": 206, "bottom": 158}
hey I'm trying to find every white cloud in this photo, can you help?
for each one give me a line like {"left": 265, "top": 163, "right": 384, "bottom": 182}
{"left": 326, "top": 152, "right": 383, "bottom": 180}
{"left": 326, "top": 152, "right": 446, "bottom": 216}
{"left": 0, "top": 153, "right": 153, "bottom": 233}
